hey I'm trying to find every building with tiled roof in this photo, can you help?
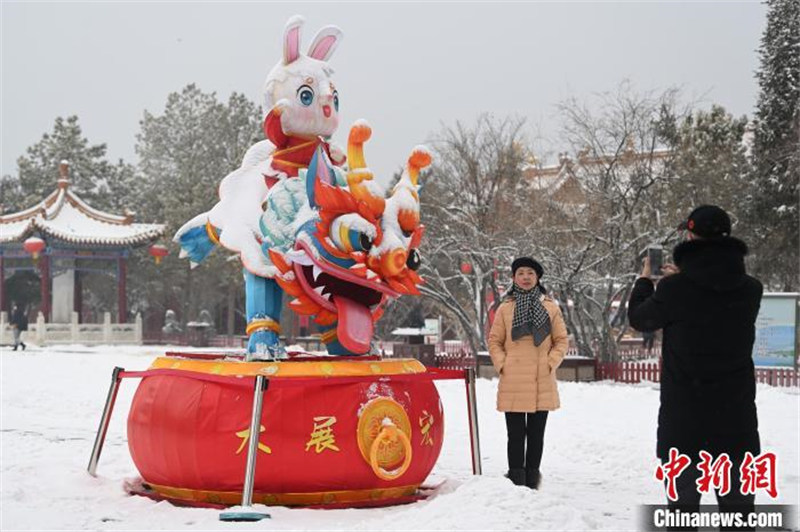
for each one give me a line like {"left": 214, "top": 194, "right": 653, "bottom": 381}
{"left": 523, "top": 143, "right": 672, "bottom": 209}
{"left": 0, "top": 161, "right": 166, "bottom": 324}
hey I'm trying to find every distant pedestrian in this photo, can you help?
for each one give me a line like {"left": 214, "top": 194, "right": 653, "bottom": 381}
{"left": 10, "top": 303, "right": 28, "bottom": 351}
{"left": 488, "top": 257, "right": 569, "bottom": 490}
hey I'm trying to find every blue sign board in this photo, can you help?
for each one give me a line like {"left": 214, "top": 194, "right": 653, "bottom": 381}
{"left": 753, "top": 293, "right": 799, "bottom": 368}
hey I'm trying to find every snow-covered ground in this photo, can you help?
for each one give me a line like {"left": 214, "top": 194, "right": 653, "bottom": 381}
{"left": 2, "top": 345, "right": 798, "bottom": 531}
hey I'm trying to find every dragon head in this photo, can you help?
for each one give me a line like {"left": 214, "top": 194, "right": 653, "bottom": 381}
{"left": 269, "top": 122, "right": 431, "bottom": 354}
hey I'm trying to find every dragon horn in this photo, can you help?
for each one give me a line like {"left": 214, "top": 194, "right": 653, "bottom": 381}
{"left": 391, "top": 145, "right": 432, "bottom": 198}
{"left": 347, "top": 120, "right": 371, "bottom": 170}
{"left": 389, "top": 146, "right": 432, "bottom": 233}
{"left": 346, "top": 120, "right": 385, "bottom": 216}
{"left": 405, "top": 146, "right": 432, "bottom": 187}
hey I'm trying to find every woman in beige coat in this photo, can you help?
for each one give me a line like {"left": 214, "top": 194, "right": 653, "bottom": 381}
{"left": 488, "top": 257, "right": 569, "bottom": 489}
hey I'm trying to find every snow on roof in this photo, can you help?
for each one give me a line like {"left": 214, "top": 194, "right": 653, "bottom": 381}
{"left": 524, "top": 147, "right": 673, "bottom": 196}
{"left": 0, "top": 181, "right": 165, "bottom": 247}
{"left": 535, "top": 169, "right": 573, "bottom": 193}
{"left": 392, "top": 326, "right": 438, "bottom": 336}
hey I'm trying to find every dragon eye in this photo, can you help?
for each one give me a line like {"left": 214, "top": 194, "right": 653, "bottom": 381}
{"left": 406, "top": 249, "right": 421, "bottom": 271}
{"left": 359, "top": 232, "right": 372, "bottom": 252}
{"left": 333, "top": 90, "right": 339, "bottom": 112}
{"left": 330, "top": 215, "right": 376, "bottom": 253}
{"left": 297, "top": 85, "right": 314, "bottom": 107}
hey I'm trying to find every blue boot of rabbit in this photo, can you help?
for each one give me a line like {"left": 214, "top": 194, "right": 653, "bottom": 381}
{"left": 247, "top": 330, "right": 286, "bottom": 360}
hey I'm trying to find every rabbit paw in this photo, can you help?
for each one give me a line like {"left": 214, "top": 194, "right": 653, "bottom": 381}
{"left": 330, "top": 143, "right": 346, "bottom": 165}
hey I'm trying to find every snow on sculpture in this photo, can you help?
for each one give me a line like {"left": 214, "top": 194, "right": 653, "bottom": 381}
{"left": 91, "top": 16, "right": 468, "bottom": 512}
{"left": 174, "top": 15, "right": 431, "bottom": 357}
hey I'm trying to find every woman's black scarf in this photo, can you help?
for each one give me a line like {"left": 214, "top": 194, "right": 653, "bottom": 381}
{"left": 509, "top": 283, "right": 551, "bottom": 345}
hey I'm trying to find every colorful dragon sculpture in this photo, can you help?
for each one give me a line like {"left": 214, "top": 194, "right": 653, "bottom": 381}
{"left": 174, "top": 15, "right": 431, "bottom": 358}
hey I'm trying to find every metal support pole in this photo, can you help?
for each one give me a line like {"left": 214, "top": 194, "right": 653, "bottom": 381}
{"left": 220, "top": 375, "right": 270, "bottom": 521}
{"left": 87, "top": 366, "right": 123, "bottom": 477}
{"left": 464, "top": 367, "right": 482, "bottom": 475}
{"left": 242, "top": 375, "right": 267, "bottom": 506}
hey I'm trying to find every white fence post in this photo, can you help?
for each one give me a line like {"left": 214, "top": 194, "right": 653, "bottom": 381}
{"left": 71, "top": 311, "right": 79, "bottom": 342}
{"left": 103, "top": 312, "right": 112, "bottom": 343}
{"left": 0, "top": 311, "right": 6, "bottom": 345}
{"left": 134, "top": 313, "right": 143, "bottom": 344}
{"left": 36, "top": 312, "right": 46, "bottom": 345}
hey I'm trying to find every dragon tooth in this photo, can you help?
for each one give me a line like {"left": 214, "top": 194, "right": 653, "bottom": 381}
{"left": 312, "top": 265, "right": 323, "bottom": 281}
{"left": 365, "top": 269, "right": 378, "bottom": 280}
{"left": 313, "top": 286, "right": 325, "bottom": 296}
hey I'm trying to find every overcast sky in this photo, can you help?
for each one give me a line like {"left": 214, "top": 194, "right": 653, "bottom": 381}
{"left": 2, "top": 1, "right": 765, "bottom": 185}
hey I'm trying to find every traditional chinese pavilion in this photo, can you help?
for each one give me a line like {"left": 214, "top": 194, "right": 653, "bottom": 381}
{"left": 0, "top": 161, "right": 166, "bottom": 323}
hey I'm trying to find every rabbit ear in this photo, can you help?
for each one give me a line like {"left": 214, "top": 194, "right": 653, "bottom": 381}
{"left": 283, "top": 15, "right": 305, "bottom": 65}
{"left": 307, "top": 25, "right": 343, "bottom": 62}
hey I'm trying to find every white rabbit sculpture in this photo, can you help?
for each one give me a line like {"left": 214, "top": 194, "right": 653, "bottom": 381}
{"left": 176, "top": 15, "right": 432, "bottom": 359}
{"left": 175, "top": 15, "right": 347, "bottom": 356}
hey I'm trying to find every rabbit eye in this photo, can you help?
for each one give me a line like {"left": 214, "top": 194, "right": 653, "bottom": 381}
{"left": 333, "top": 90, "right": 339, "bottom": 112}
{"left": 297, "top": 85, "right": 314, "bottom": 107}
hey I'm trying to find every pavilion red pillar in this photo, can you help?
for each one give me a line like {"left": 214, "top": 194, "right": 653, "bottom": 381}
{"left": 117, "top": 256, "right": 127, "bottom": 323}
{"left": 39, "top": 255, "right": 51, "bottom": 321}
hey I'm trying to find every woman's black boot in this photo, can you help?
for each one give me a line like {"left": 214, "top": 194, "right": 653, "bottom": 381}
{"left": 506, "top": 468, "right": 526, "bottom": 486}
{"left": 525, "top": 468, "right": 542, "bottom": 490}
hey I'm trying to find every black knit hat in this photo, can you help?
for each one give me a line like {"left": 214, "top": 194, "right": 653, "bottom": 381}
{"left": 677, "top": 205, "right": 732, "bottom": 239}
{"left": 511, "top": 257, "right": 544, "bottom": 278}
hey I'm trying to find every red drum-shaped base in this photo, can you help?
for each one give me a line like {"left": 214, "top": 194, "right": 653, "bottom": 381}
{"left": 127, "top": 356, "right": 444, "bottom": 507}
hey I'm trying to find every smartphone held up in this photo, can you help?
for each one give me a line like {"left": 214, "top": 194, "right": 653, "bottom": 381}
{"left": 639, "top": 245, "right": 664, "bottom": 278}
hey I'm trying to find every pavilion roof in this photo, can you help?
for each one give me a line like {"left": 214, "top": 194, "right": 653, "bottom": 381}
{"left": 0, "top": 163, "right": 165, "bottom": 247}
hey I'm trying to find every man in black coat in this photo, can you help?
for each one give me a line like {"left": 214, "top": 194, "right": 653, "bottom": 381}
{"left": 628, "top": 205, "right": 763, "bottom": 518}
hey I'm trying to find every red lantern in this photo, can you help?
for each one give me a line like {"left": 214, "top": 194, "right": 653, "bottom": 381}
{"left": 460, "top": 262, "right": 472, "bottom": 275}
{"left": 149, "top": 244, "right": 169, "bottom": 265}
{"left": 23, "top": 237, "right": 45, "bottom": 262}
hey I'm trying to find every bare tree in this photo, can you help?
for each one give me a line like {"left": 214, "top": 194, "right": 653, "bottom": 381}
{"left": 415, "top": 86, "right": 750, "bottom": 362}
{"left": 527, "top": 83, "right": 687, "bottom": 361}
{"left": 418, "top": 114, "right": 530, "bottom": 354}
